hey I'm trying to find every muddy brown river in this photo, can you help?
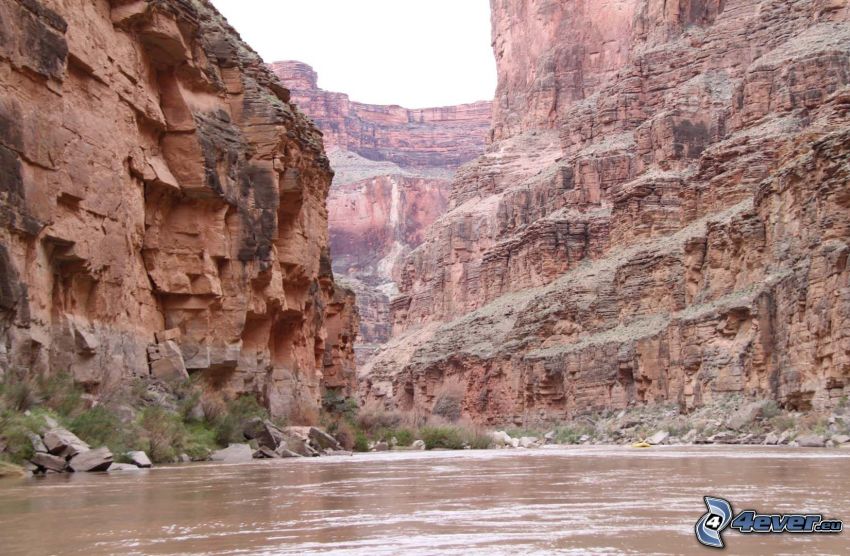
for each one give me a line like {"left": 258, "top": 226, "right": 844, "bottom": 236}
{"left": 0, "top": 446, "right": 847, "bottom": 555}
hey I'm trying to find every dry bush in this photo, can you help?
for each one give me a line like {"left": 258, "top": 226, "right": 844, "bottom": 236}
{"left": 356, "top": 401, "right": 403, "bottom": 435}
{"left": 430, "top": 381, "right": 466, "bottom": 423}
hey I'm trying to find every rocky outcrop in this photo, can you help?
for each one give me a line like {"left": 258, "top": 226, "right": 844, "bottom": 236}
{"left": 272, "top": 61, "right": 490, "bottom": 363}
{"left": 0, "top": 0, "right": 357, "bottom": 419}
{"left": 362, "top": 0, "right": 850, "bottom": 424}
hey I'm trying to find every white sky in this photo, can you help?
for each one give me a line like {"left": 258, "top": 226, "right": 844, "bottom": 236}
{"left": 210, "top": 0, "right": 496, "bottom": 108}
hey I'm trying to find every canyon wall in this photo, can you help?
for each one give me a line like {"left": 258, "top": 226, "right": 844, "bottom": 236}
{"left": 0, "top": 0, "right": 357, "bottom": 419}
{"left": 271, "top": 61, "right": 491, "bottom": 362}
{"left": 362, "top": 0, "right": 850, "bottom": 424}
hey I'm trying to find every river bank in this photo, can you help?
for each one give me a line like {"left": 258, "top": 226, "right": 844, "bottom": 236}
{"left": 3, "top": 371, "right": 849, "bottom": 478}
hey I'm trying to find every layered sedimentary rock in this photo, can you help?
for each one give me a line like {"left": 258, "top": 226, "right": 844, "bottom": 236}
{"left": 0, "top": 0, "right": 357, "bottom": 419}
{"left": 362, "top": 0, "right": 850, "bottom": 424}
{"left": 272, "top": 61, "right": 491, "bottom": 362}
{"left": 271, "top": 60, "right": 492, "bottom": 168}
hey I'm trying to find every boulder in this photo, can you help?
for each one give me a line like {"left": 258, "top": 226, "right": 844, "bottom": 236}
{"left": 518, "top": 436, "right": 539, "bottom": 448}
{"left": 155, "top": 328, "right": 181, "bottom": 343}
{"left": 726, "top": 402, "right": 764, "bottom": 431}
{"left": 308, "top": 427, "right": 341, "bottom": 451}
{"left": 509, "top": 437, "right": 520, "bottom": 448}
{"left": 43, "top": 428, "right": 90, "bottom": 458}
{"left": 69, "top": 447, "right": 114, "bottom": 472}
{"left": 108, "top": 463, "right": 142, "bottom": 471}
{"left": 647, "top": 430, "right": 669, "bottom": 445}
{"left": 764, "top": 432, "right": 780, "bottom": 445}
{"left": 796, "top": 434, "right": 826, "bottom": 448}
{"left": 831, "top": 434, "right": 850, "bottom": 445}
{"left": 544, "top": 431, "right": 556, "bottom": 443}
{"left": 27, "top": 432, "right": 47, "bottom": 453}
{"left": 146, "top": 340, "right": 189, "bottom": 383}
{"left": 279, "top": 436, "right": 316, "bottom": 457}
{"left": 274, "top": 444, "right": 302, "bottom": 458}
{"left": 243, "top": 418, "right": 285, "bottom": 450}
{"left": 127, "top": 451, "right": 152, "bottom": 468}
{"left": 411, "top": 439, "right": 426, "bottom": 450}
{"left": 210, "top": 443, "right": 254, "bottom": 463}
{"left": 252, "top": 446, "right": 279, "bottom": 459}
{"left": 683, "top": 429, "right": 698, "bottom": 444}
{"left": 31, "top": 452, "right": 67, "bottom": 473}
{"left": 708, "top": 431, "right": 738, "bottom": 444}
{"left": 373, "top": 441, "right": 389, "bottom": 452}
{"left": 489, "top": 430, "right": 512, "bottom": 447}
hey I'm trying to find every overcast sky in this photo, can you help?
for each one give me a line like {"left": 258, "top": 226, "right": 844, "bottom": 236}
{"left": 210, "top": 0, "right": 496, "bottom": 108}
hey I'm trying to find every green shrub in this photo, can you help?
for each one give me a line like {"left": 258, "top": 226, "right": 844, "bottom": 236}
{"left": 353, "top": 430, "right": 369, "bottom": 452}
{"left": 183, "top": 422, "right": 217, "bottom": 461}
{"left": 37, "top": 373, "right": 85, "bottom": 417}
{"left": 419, "top": 426, "right": 465, "bottom": 449}
{"left": 70, "top": 406, "right": 139, "bottom": 456}
{"left": 373, "top": 427, "right": 414, "bottom": 446}
{"left": 392, "top": 428, "right": 414, "bottom": 447}
{"left": 138, "top": 406, "right": 185, "bottom": 463}
{"left": 2, "top": 380, "right": 37, "bottom": 412}
{"left": 0, "top": 410, "right": 46, "bottom": 463}
{"left": 553, "top": 425, "right": 587, "bottom": 444}
{"left": 211, "top": 395, "right": 268, "bottom": 445}
{"left": 761, "top": 400, "right": 781, "bottom": 420}
{"left": 322, "top": 391, "right": 359, "bottom": 421}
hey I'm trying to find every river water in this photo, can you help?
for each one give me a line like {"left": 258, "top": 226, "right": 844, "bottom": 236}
{"left": 0, "top": 446, "right": 846, "bottom": 555}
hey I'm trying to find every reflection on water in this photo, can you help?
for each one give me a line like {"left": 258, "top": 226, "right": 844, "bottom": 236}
{"left": 0, "top": 446, "right": 847, "bottom": 555}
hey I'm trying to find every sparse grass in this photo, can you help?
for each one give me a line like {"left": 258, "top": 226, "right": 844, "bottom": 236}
{"left": 375, "top": 427, "right": 414, "bottom": 446}
{"left": 505, "top": 427, "right": 544, "bottom": 439}
{"left": 552, "top": 424, "right": 594, "bottom": 444}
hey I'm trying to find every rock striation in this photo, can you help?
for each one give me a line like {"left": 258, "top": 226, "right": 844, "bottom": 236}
{"left": 272, "top": 61, "right": 491, "bottom": 363}
{"left": 0, "top": 0, "right": 357, "bottom": 419}
{"left": 362, "top": 0, "right": 850, "bottom": 424}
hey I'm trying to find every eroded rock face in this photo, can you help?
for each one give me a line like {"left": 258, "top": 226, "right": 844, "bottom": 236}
{"left": 0, "top": 0, "right": 357, "bottom": 420}
{"left": 362, "top": 0, "right": 850, "bottom": 424}
{"left": 272, "top": 61, "right": 491, "bottom": 363}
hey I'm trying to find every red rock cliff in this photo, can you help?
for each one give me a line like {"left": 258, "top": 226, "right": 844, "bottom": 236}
{"left": 0, "top": 0, "right": 357, "bottom": 419}
{"left": 362, "top": 0, "right": 850, "bottom": 423}
{"left": 271, "top": 61, "right": 491, "bottom": 363}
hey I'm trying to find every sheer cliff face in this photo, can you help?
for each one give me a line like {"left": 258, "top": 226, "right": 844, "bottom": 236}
{"left": 271, "top": 61, "right": 491, "bottom": 363}
{"left": 0, "top": 0, "right": 357, "bottom": 419}
{"left": 363, "top": 0, "right": 850, "bottom": 423}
